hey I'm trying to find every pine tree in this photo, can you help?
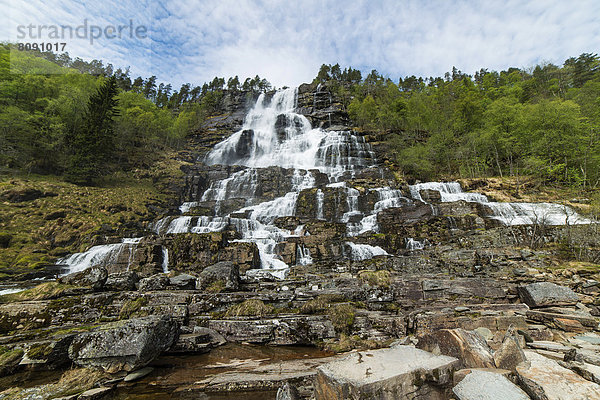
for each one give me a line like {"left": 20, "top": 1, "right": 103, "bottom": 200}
{"left": 65, "top": 76, "right": 120, "bottom": 185}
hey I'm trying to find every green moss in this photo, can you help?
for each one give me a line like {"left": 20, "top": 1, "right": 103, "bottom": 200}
{"left": 323, "top": 333, "right": 388, "bottom": 353}
{"left": 225, "top": 299, "right": 274, "bottom": 317}
{"left": 0, "top": 348, "right": 23, "bottom": 367}
{"left": 327, "top": 304, "right": 355, "bottom": 333}
{"left": 119, "top": 296, "right": 148, "bottom": 320}
{"left": 27, "top": 343, "right": 53, "bottom": 359}
{"left": 0, "top": 233, "right": 11, "bottom": 248}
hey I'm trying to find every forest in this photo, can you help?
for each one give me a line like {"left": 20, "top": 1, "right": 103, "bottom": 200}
{"left": 1, "top": 43, "right": 599, "bottom": 188}
{"left": 316, "top": 55, "right": 600, "bottom": 187}
{"left": 0, "top": 44, "right": 271, "bottom": 183}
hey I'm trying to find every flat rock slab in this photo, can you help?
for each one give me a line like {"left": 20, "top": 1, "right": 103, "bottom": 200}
{"left": 517, "top": 350, "right": 600, "bottom": 400}
{"left": 518, "top": 282, "right": 579, "bottom": 308}
{"left": 527, "top": 341, "right": 572, "bottom": 353}
{"left": 453, "top": 370, "right": 530, "bottom": 400}
{"left": 315, "top": 346, "right": 459, "bottom": 400}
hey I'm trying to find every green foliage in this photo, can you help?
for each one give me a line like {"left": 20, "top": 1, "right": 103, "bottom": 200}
{"left": 337, "top": 52, "right": 600, "bottom": 186}
{"left": 65, "top": 76, "right": 119, "bottom": 185}
{"left": 299, "top": 294, "right": 346, "bottom": 314}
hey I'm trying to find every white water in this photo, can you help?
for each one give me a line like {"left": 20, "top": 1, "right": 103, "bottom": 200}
{"left": 406, "top": 238, "right": 426, "bottom": 251}
{"left": 296, "top": 245, "right": 313, "bottom": 265}
{"left": 58, "top": 238, "right": 142, "bottom": 275}
{"left": 316, "top": 189, "right": 324, "bottom": 220}
{"left": 162, "top": 247, "right": 169, "bottom": 273}
{"left": 346, "top": 242, "right": 388, "bottom": 260}
{"left": 410, "top": 181, "right": 592, "bottom": 226}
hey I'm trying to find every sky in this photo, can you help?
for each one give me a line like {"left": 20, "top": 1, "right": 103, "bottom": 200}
{"left": 2, "top": 0, "right": 600, "bottom": 88}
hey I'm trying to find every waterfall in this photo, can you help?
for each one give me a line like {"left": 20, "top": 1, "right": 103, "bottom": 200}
{"left": 316, "top": 189, "right": 324, "bottom": 219}
{"left": 58, "top": 238, "right": 142, "bottom": 275}
{"left": 410, "top": 181, "right": 591, "bottom": 226}
{"left": 296, "top": 245, "right": 313, "bottom": 265}
{"left": 406, "top": 238, "right": 426, "bottom": 251}
{"left": 346, "top": 242, "right": 388, "bottom": 261}
{"left": 161, "top": 247, "right": 169, "bottom": 273}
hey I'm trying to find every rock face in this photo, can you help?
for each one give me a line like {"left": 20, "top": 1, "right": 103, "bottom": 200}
{"left": 105, "top": 271, "right": 139, "bottom": 291}
{"left": 516, "top": 350, "right": 600, "bottom": 400}
{"left": 138, "top": 274, "right": 170, "bottom": 291}
{"left": 452, "top": 369, "right": 530, "bottom": 400}
{"left": 493, "top": 327, "right": 527, "bottom": 372}
{"left": 68, "top": 315, "right": 179, "bottom": 373}
{"left": 518, "top": 282, "right": 579, "bottom": 308}
{"left": 59, "top": 266, "right": 108, "bottom": 291}
{"left": 196, "top": 261, "right": 240, "bottom": 291}
{"left": 315, "top": 346, "right": 459, "bottom": 400}
{"left": 416, "top": 328, "right": 495, "bottom": 369}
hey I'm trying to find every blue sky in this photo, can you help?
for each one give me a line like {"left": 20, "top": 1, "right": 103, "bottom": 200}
{"left": 3, "top": 0, "right": 600, "bottom": 88}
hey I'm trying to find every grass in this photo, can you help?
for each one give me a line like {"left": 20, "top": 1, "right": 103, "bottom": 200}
{"left": 0, "top": 282, "right": 79, "bottom": 303}
{"left": 358, "top": 270, "right": 392, "bottom": 288}
{"left": 299, "top": 294, "right": 346, "bottom": 314}
{"left": 225, "top": 299, "right": 274, "bottom": 317}
{"left": 327, "top": 303, "right": 355, "bottom": 333}
{"left": 0, "top": 154, "right": 186, "bottom": 278}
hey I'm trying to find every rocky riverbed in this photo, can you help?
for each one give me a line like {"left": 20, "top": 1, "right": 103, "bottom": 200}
{"left": 1, "top": 82, "right": 599, "bottom": 399}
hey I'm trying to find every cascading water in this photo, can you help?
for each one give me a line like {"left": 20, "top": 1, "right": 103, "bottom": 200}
{"left": 58, "top": 238, "right": 142, "bottom": 275}
{"left": 409, "top": 182, "right": 592, "bottom": 226}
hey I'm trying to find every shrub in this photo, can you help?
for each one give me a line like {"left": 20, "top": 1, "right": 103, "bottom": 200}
{"left": 327, "top": 303, "right": 355, "bottom": 333}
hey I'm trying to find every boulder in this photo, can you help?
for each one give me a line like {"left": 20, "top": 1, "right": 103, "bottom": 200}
{"left": 277, "top": 382, "right": 300, "bottom": 400}
{"left": 169, "top": 327, "right": 226, "bottom": 353}
{"left": 315, "top": 346, "right": 459, "bottom": 400}
{"left": 59, "top": 266, "right": 108, "bottom": 291}
{"left": 68, "top": 315, "right": 179, "bottom": 373}
{"left": 417, "top": 328, "right": 495, "bottom": 369}
{"left": 518, "top": 282, "right": 579, "bottom": 308}
{"left": 138, "top": 274, "right": 170, "bottom": 291}
{"left": 494, "top": 327, "right": 527, "bottom": 372}
{"left": 452, "top": 369, "right": 530, "bottom": 400}
{"left": 105, "top": 271, "right": 139, "bottom": 291}
{"left": 169, "top": 273, "right": 197, "bottom": 290}
{"left": 516, "top": 350, "right": 600, "bottom": 400}
{"left": 123, "top": 366, "right": 154, "bottom": 382}
{"left": 197, "top": 261, "right": 239, "bottom": 291}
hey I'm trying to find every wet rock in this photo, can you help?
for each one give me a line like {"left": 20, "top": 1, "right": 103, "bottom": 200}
{"left": 138, "top": 274, "right": 170, "bottom": 291}
{"left": 170, "top": 326, "right": 226, "bottom": 353}
{"left": 315, "top": 346, "right": 459, "bottom": 400}
{"left": 59, "top": 266, "right": 108, "bottom": 291}
{"left": 517, "top": 350, "right": 600, "bottom": 399}
{"left": 197, "top": 261, "right": 239, "bottom": 292}
{"left": 493, "top": 327, "right": 527, "bottom": 372}
{"left": 20, "top": 335, "right": 75, "bottom": 369}
{"left": 277, "top": 382, "right": 300, "bottom": 400}
{"left": 69, "top": 315, "right": 179, "bottom": 373}
{"left": 105, "top": 271, "right": 139, "bottom": 291}
{"left": 453, "top": 369, "right": 530, "bottom": 400}
{"left": 124, "top": 366, "right": 154, "bottom": 382}
{"left": 78, "top": 387, "right": 114, "bottom": 400}
{"left": 417, "top": 328, "right": 495, "bottom": 369}
{"left": 518, "top": 282, "right": 579, "bottom": 308}
{"left": 169, "top": 273, "right": 197, "bottom": 290}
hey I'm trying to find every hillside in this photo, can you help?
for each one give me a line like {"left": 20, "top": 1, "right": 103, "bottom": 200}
{"left": 0, "top": 49, "right": 600, "bottom": 399}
